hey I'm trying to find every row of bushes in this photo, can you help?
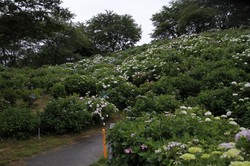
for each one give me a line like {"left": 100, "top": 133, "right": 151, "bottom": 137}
{"left": 0, "top": 29, "right": 250, "bottom": 140}
{"left": 105, "top": 30, "right": 250, "bottom": 165}
{"left": 6, "top": 71, "right": 249, "bottom": 126}
{"left": 108, "top": 108, "right": 250, "bottom": 165}
{"left": 0, "top": 96, "right": 118, "bottom": 139}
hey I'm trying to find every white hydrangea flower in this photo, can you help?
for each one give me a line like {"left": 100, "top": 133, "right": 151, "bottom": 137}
{"left": 226, "top": 111, "right": 232, "bottom": 117}
{"left": 180, "top": 110, "right": 187, "bottom": 115}
{"left": 205, "top": 118, "right": 211, "bottom": 122}
{"left": 155, "top": 149, "right": 162, "bottom": 154}
{"left": 231, "top": 81, "right": 237, "bottom": 85}
{"left": 180, "top": 106, "right": 187, "bottom": 110}
{"left": 204, "top": 111, "right": 212, "bottom": 116}
{"left": 244, "top": 82, "right": 250, "bottom": 88}
{"left": 214, "top": 117, "right": 220, "bottom": 120}
{"left": 191, "top": 113, "right": 196, "bottom": 116}
{"left": 239, "top": 127, "right": 246, "bottom": 131}
{"left": 229, "top": 121, "right": 238, "bottom": 126}
{"left": 232, "top": 93, "right": 238, "bottom": 96}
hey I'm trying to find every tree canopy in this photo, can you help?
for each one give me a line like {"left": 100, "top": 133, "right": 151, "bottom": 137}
{"left": 0, "top": 0, "right": 73, "bottom": 66}
{"left": 24, "top": 23, "right": 94, "bottom": 67}
{"left": 86, "top": 10, "right": 142, "bottom": 53}
{"left": 151, "top": 0, "right": 250, "bottom": 40}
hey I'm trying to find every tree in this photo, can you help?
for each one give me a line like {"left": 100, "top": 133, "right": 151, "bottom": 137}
{"left": 24, "top": 23, "right": 94, "bottom": 67}
{"left": 151, "top": 6, "right": 180, "bottom": 39}
{"left": 86, "top": 10, "right": 142, "bottom": 53}
{"left": 205, "top": 0, "right": 250, "bottom": 29}
{"left": 178, "top": 4, "right": 215, "bottom": 34}
{"left": 151, "top": 0, "right": 250, "bottom": 40}
{"left": 0, "top": 0, "right": 73, "bottom": 66}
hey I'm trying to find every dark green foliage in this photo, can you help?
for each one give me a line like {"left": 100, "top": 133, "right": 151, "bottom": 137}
{"left": 64, "top": 74, "right": 96, "bottom": 96}
{"left": 20, "top": 89, "right": 42, "bottom": 107}
{"left": 0, "top": 97, "right": 11, "bottom": 111}
{"left": 0, "top": 0, "right": 73, "bottom": 66}
{"left": 1, "top": 88, "right": 18, "bottom": 106}
{"left": 196, "top": 88, "right": 233, "bottom": 115}
{"left": 178, "top": 3, "right": 216, "bottom": 34}
{"left": 0, "top": 28, "right": 250, "bottom": 138}
{"left": 50, "top": 83, "right": 66, "bottom": 98}
{"left": 86, "top": 10, "right": 142, "bottom": 53}
{"left": 105, "top": 82, "right": 139, "bottom": 110}
{"left": 108, "top": 111, "right": 239, "bottom": 165}
{"left": 31, "top": 24, "right": 94, "bottom": 67}
{"left": 172, "top": 74, "right": 201, "bottom": 100}
{"left": 131, "top": 94, "right": 180, "bottom": 116}
{"left": 233, "top": 102, "right": 250, "bottom": 128}
{"left": 41, "top": 96, "right": 92, "bottom": 134}
{"left": 203, "top": 67, "right": 246, "bottom": 89}
{"left": 151, "top": 0, "right": 250, "bottom": 39}
{"left": 0, "top": 107, "right": 39, "bottom": 139}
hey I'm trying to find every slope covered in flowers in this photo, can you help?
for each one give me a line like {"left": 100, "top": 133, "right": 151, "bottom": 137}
{"left": 108, "top": 109, "right": 250, "bottom": 165}
{"left": 0, "top": 29, "right": 249, "bottom": 139}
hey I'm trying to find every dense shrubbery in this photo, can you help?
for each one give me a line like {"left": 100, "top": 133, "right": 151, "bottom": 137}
{"left": 0, "top": 29, "right": 250, "bottom": 144}
{"left": 104, "top": 82, "right": 139, "bottom": 110}
{"left": 64, "top": 74, "right": 96, "bottom": 96}
{"left": 0, "top": 107, "right": 39, "bottom": 139}
{"left": 81, "top": 96, "right": 118, "bottom": 125}
{"left": 41, "top": 95, "right": 118, "bottom": 134}
{"left": 50, "top": 82, "right": 66, "bottom": 98}
{"left": 108, "top": 108, "right": 250, "bottom": 165}
{"left": 130, "top": 93, "right": 180, "bottom": 116}
{"left": 41, "top": 96, "right": 92, "bottom": 134}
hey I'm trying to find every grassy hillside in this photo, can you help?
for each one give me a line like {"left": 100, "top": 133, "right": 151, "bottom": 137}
{"left": 1, "top": 29, "right": 249, "bottom": 117}
{"left": 0, "top": 28, "right": 250, "bottom": 128}
{"left": 0, "top": 28, "right": 250, "bottom": 165}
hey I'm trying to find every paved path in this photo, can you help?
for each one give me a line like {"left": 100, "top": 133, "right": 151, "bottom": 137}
{"left": 26, "top": 133, "right": 103, "bottom": 166}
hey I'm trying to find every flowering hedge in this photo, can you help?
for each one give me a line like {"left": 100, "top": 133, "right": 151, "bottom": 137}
{"left": 108, "top": 108, "right": 250, "bottom": 165}
{"left": 41, "top": 96, "right": 118, "bottom": 134}
{"left": 0, "top": 28, "right": 250, "bottom": 140}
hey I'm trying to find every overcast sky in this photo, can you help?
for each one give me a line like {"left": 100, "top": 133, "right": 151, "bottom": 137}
{"left": 61, "top": 0, "right": 171, "bottom": 45}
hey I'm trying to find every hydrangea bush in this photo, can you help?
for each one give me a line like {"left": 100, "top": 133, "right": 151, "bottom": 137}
{"left": 108, "top": 108, "right": 249, "bottom": 165}
{"left": 41, "top": 95, "right": 118, "bottom": 134}
{"left": 0, "top": 28, "right": 250, "bottom": 141}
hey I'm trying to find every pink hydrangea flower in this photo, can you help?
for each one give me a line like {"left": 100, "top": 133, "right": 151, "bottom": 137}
{"left": 235, "top": 129, "right": 250, "bottom": 141}
{"left": 124, "top": 147, "right": 132, "bottom": 154}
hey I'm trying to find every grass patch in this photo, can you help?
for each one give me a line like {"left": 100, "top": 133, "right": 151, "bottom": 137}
{"left": 0, "top": 127, "right": 103, "bottom": 166}
{"left": 89, "top": 156, "right": 108, "bottom": 166}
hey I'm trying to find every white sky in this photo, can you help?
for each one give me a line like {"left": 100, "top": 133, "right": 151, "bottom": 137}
{"left": 61, "top": 0, "right": 171, "bottom": 45}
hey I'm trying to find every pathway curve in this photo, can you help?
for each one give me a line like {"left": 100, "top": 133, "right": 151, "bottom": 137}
{"left": 26, "top": 133, "right": 103, "bottom": 166}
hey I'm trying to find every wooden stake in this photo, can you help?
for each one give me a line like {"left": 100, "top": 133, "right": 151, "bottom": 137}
{"left": 102, "top": 128, "right": 107, "bottom": 159}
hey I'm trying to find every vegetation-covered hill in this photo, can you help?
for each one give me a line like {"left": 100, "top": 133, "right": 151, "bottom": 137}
{"left": 1, "top": 28, "right": 250, "bottom": 164}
